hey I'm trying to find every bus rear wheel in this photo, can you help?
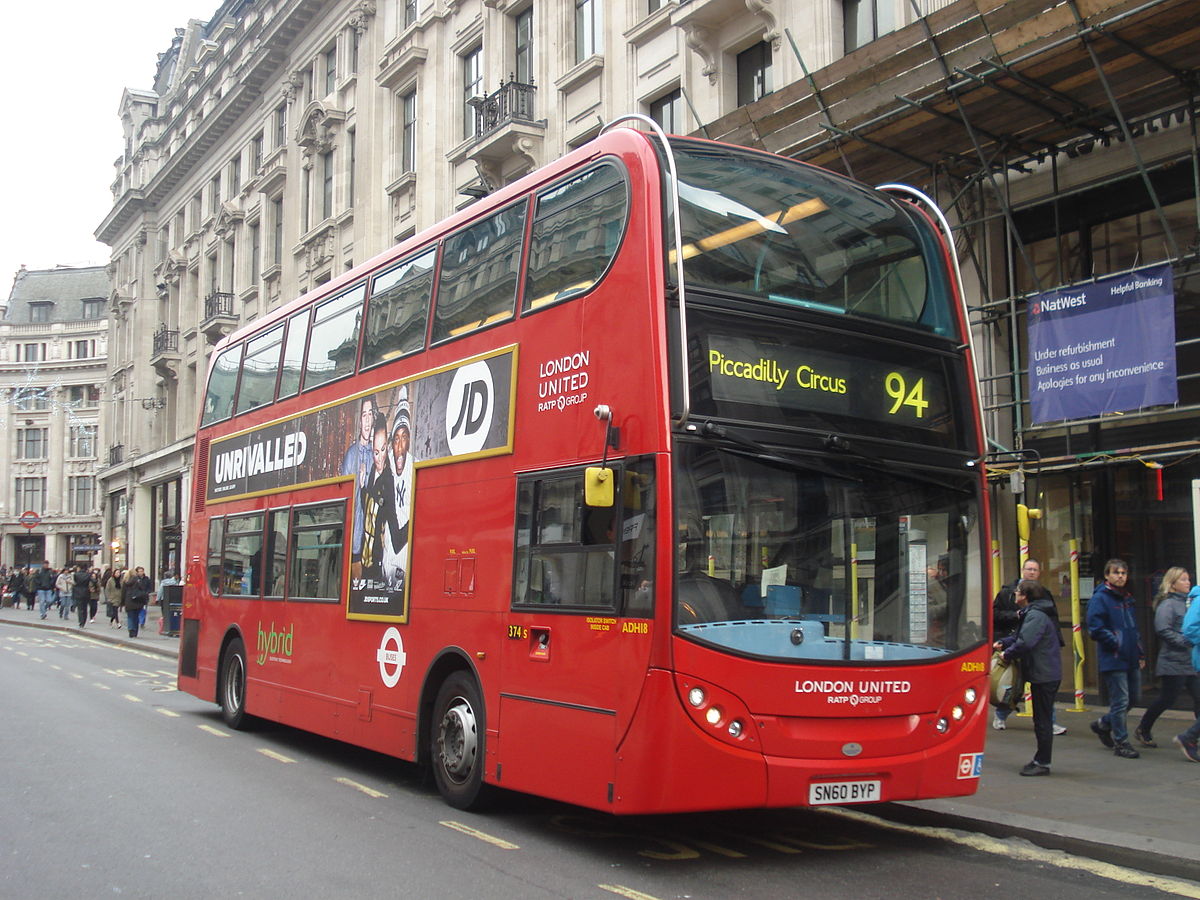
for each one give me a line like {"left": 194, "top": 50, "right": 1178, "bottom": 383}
{"left": 219, "top": 637, "right": 251, "bottom": 730}
{"left": 431, "top": 672, "right": 488, "bottom": 809}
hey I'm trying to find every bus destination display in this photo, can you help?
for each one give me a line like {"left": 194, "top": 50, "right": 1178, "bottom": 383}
{"left": 703, "top": 332, "right": 953, "bottom": 435}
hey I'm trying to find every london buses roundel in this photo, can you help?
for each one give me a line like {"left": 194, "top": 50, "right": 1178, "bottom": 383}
{"left": 377, "top": 627, "right": 407, "bottom": 688}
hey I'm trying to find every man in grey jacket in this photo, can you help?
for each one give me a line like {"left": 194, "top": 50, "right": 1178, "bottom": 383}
{"left": 995, "top": 580, "right": 1062, "bottom": 776}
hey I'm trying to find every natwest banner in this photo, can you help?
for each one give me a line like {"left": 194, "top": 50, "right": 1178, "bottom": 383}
{"left": 1027, "top": 265, "right": 1177, "bottom": 424}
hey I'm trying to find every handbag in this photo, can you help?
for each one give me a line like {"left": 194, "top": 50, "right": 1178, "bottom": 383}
{"left": 989, "top": 649, "right": 1022, "bottom": 710}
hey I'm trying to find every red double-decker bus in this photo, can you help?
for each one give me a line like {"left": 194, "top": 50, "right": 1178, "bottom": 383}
{"left": 179, "top": 119, "right": 991, "bottom": 813}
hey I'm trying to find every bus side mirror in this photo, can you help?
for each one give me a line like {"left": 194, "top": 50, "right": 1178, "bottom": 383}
{"left": 585, "top": 467, "right": 614, "bottom": 508}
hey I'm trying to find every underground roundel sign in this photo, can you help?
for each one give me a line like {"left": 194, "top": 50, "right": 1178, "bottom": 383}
{"left": 19, "top": 510, "right": 40, "bottom": 529}
{"left": 377, "top": 627, "right": 407, "bottom": 688}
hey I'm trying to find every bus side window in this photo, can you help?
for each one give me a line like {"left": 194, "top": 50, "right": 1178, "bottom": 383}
{"left": 361, "top": 247, "right": 435, "bottom": 370}
{"left": 288, "top": 501, "right": 345, "bottom": 601}
{"left": 303, "top": 284, "right": 367, "bottom": 392}
{"left": 513, "top": 473, "right": 612, "bottom": 610}
{"left": 432, "top": 201, "right": 526, "bottom": 344}
{"left": 277, "top": 310, "right": 309, "bottom": 400}
{"left": 223, "top": 513, "right": 265, "bottom": 596}
{"left": 236, "top": 324, "right": 285, "bottom": 415}
{"left": 263, "top": 508, "right": 290, "bottom": 598}
{"left": 618, "top": 459, "right": 655, "bottom": 618}
{"left": 524, "top": 162, "right": 629, "bottom": 312}
{"left": 207, "top": 517, "right": 226, "bottom": 595}
{"left": 513, "top": 458, "right": 655, "bottom": 614}
{"left": 201, "top": 344, "right": 242, "bottom": 426}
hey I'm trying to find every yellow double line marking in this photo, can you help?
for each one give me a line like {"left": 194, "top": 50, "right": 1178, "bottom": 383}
{"left": 335, "top": 777, "right": 387, "bottom": 798}
{"left": 440, "top": 821, "right": 519, "bottom": 850}
{"left": 821, "top": 806, "right": 1200, "bottom": 898}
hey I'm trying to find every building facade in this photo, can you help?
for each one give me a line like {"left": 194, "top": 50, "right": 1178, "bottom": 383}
{"left": 98, "top": 0, "right": 1199, "bottom": 690}
{"left": 0, "top": 266, "right": 108, "bottom": 568}
{"left": 96, "top": 0, "right": 934, "bottom": 580}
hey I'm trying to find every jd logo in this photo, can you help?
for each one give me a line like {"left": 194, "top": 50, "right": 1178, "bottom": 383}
{"left": 446, "top": 360, "right": 494, "bottom": 457}
{"left": 256, "top": 621, "right": 294, "bottom": 666}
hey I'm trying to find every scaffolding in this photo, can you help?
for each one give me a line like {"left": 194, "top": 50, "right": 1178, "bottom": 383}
{"left": 704, "top": 0, "right": 1200, "bottom": 469}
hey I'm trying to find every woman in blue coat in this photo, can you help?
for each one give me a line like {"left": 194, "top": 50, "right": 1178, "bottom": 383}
{"left": 1177, "top": 587, "right": 1200, "bottom": 761}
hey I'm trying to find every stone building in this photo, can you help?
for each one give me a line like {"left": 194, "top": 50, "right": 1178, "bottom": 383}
{"left": 0, "top": 266, "right": 108, "bottom": 568}
{"left": 97, "top": 0, "right": 1200, "bottom": 692}
{"left": 96, "top": 0, "right": 897, "bottom": 579}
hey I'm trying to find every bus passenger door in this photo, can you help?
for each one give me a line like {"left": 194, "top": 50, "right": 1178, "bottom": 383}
{"left": 500, "top": 461, "right": 656, "bottom": 810}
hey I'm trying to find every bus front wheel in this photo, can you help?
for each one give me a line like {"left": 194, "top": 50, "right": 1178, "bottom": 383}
{"left": 431, "top": 672, "right": 488, "bottom": 809}
{"left": 219, "top": 637, "right": 250, "bottom": 730}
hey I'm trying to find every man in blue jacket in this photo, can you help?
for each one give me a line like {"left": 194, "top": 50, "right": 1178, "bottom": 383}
{"left": 1086, "top": 558, "right": 1145, "bottom": 759}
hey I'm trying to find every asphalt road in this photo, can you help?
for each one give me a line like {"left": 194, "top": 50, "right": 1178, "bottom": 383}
{"left": 2, "top": 624, "right": 1196, "bottom": 900}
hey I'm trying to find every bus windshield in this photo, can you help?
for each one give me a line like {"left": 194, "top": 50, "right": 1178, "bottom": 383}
{"left": 668, "top": 139, "right": 955, "bottom": 336}
{"left": 674, "top": 441, "right": 984, "bottom": 662}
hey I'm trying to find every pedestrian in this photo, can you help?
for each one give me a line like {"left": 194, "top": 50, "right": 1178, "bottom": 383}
{"left": 72, "top": 564, "right": 93, "bottom": 627}
{"left": 18, "top": 567, "right": 34, "bottom": 610}
{"left": 88, "top": 568, "right": 101, "bottom": 623}
{"left": 122, "top": 567, "right": 152, "bottom": 638}
{"left": 55, "top": 565, "right": 73, "bottom": 619}
{"left": 22, "top": 567, "right": 36, "bottom": 611}
{"left": 1087, "top": 558, "right": 1145, "bottom": 759}
{"left": 991, "top": 558, "right": 1067, "bottom": 735}
{"left": 1133, "top": 568, "right": 1200, "bottom": 748}
{"left": 994, "top": 580, "right": 1063, "bottom": 775}
{"left": 36, "top": 563, "right": 59, "bottom": 620}
{"left": 103, "top": 568, "right": 124, "bottom": 628}
{"left": 4, "top": 567, "right": 22, "bottom": 609}
{"left": 1176, "top": 586, "right": 1200, "bottom": 761}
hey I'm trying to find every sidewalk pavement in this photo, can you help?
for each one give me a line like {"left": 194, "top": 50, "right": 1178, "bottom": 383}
{"left": 2, "top": 601, "right": 1197, "bottom": 880}
{"left": 0, "top": 599, "right": 180, "bottom": 660}
{"left": 897, "top": 707, "right": 1200, "bottom": 882}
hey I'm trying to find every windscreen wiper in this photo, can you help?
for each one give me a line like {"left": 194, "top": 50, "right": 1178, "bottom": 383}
{"left": 692, "top": 420, "right": 863, "bottom": 482}
{"left": 821, "top": 433, "right": 976, "bottom": 494}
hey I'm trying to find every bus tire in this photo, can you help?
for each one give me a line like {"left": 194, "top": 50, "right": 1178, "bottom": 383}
{"left": 219, "top": 636, "right": 251, "bottom": 730}
{"left": 431, "top": 672, "right": 488, "bottom": 810}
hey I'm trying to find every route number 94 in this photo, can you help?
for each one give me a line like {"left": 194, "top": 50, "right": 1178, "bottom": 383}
{"left": 885, "top": 372, "right": 929, "bottom": 418}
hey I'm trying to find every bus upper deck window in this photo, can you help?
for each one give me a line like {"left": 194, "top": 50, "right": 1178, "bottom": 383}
{"left": 303, "top": 284, "right": 366, "bottom": 391}
{"left": 524, "top": 162, "right": 628, "bottom": 312}
{"left": 432, "top": 202, "right": 526, "bottom": 343}
{"left": 202, "top": 344, "right": 242, "bottom": 426}
{"left": 362, "top": 247, "right": 435, "bottom": 370}
{"left": 236, "top": 324, "right": 285, "bottom": 415}
{"left": 277, "top": 311, "right": 309, "bottom": 401}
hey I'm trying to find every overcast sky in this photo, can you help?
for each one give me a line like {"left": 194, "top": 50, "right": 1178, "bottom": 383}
{"left": 0, "top": 1, "right": 214, "bottom": 298}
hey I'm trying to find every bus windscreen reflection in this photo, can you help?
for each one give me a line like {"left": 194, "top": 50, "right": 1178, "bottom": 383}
{"left": 673, "top": 443, "right": 984, "bottom": 661}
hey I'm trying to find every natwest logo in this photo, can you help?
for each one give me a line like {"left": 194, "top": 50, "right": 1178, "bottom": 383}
{"left": 1031, "top": 293, "right": 1087, "bottom": 317}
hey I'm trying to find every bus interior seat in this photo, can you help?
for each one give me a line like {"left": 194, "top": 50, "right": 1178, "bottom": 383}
{"left": 677, "top": 571, "right": 742, "bottom": 623}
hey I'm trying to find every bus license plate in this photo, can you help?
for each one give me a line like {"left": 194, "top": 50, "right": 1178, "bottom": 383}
{"left": 809, "top": 780, "right": 881, "bottom": 805}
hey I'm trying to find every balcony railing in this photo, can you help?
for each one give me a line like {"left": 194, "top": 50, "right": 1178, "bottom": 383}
{"left": 469, "top": 80, "right": 536, "bottom": 140}
{"left": 152, "top": 325, "right": 180, "bottom": 356}
{"left": 108, "top": 444, "right": 124, "bottom": 466}
{"left": 204, "top": 291, "right": 236, "bottom": 321}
